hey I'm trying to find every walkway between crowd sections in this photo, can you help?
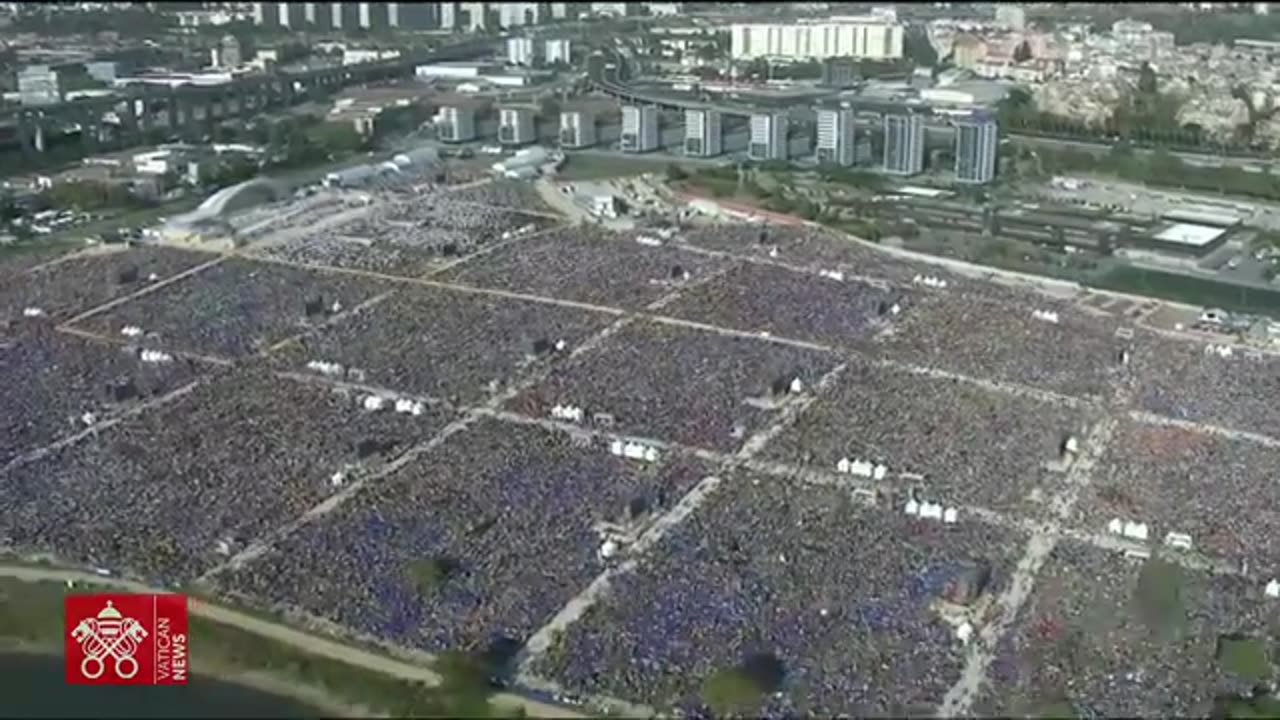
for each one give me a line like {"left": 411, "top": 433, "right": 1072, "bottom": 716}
{"left": 0, "top": 564, "right": 583, "bottom": 719}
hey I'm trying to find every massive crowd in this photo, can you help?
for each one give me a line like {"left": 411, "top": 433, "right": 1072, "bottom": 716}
{"left": 0, "top": 368, "right": 451, "bottom": 585}
{"left": 979, "top": 540, "right": 1268, "bottom": 718}
{"left": 279, "top": 285, "right": 613, "bottom": 405}
{"left": 0, "top": 245, "right": 211, "bottom": 325}
{"left": 874, "top": 290, "right": 1124, "bottom": 398}
{"left": 446, "top": 180, "right": 554, "bottom": 214}
{"left": 438, "top": 226, "right": 732, "bottom": 310}
{"left": 534, "top": 478, "right": 1023, "bottom": 716}
{"left": 72, "top": 258, "right": 388, "bottom": 359}
{"left": 256, "top": 191, "right": 553, "bottom": 277}
{"left": 508, "top": 320, "right": 840, "bottom": 453}
{"left": 663, "top": 261, "right": 901, "bottom": 352}
{"left": 764, "top": 358, "right": 1088, "bottom": 514}
{"left": 1079, "top": 420, "right": 1280, "bottom": 572}
{"left": 0, "top": 325, "right": 201, "bottom": 466}
{"left": 1129, "top": 330, "right": 1280, "bottom": 437}
{"left": 216, "top": 418, "right": 714, "bottom": 655}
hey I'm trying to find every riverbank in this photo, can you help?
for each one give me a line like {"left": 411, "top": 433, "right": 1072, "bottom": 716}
{"left": 0, "top": 573, "right": 545, "bottom": 718}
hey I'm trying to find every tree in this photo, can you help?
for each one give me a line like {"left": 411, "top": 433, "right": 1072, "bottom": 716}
{"left": 665, "top": 163, "right": 688, "bottom": 181}
{"left": 1138, "top": 62, "right": 1159, "bottom": 96}
{"left": 1013, "top": 40, "right": 1033, "bottom": 64}
{"left": 407, "top": 556, "right": 459, "bottom": 594}
{"left": 904, "top": 29, "right": 939, "bottom": 67}
{"left": 701, "top": 667, "right": 764, "bottom": 716}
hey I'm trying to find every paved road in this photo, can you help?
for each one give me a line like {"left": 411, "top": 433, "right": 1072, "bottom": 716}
{"left": 0, "top": 564, "right": 581, "bottom": 719}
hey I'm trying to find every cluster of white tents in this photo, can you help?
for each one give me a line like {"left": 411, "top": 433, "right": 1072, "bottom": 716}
{"left": 360, "top": 393, "right": 426, "bottom": 416}
{"left": 550, "top": 404, "right": 585, "bottom": 423}
{"left": 1031, "top": 309, "right": 1061, "bottom": 324}
{"left": 913, "top": 274, "right": 949, "bottom": 289}
{"left": 609, "top": 439, "right": 660, "bottom": 464}
{"left": 1204, "top": 343, "right": 1235, "bottom": 359}
{"left": 835, "top": 457, "right": 889, "bottom": 480}
{"left": 904, "top": 498, "right": 959, "bottom": 524}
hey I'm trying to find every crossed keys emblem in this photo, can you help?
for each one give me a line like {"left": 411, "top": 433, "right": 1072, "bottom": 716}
{"left": 69, "top": 601, "right": 149, "bottom": 680}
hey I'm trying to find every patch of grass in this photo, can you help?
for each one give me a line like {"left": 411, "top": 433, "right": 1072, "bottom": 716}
{"left": 701, "top": 666, "right": 765, "bottom": 716}
{"left": 1033, "top": 699, "right": 1078, "bottom": 718}
{"left": 557, "top": 154, "right": 681, "bottom": 181}
{"left": 1218, "top": 635, "right": 1271, "bottom": 681}
{"left": 1132, "top": 556, "right": 1187, "bottom": 641}
{"left": 1093, "top": 265, "right": 1280, "bottom": 318}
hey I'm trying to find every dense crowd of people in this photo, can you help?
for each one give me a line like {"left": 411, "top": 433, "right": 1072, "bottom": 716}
{"left": 0, "top": 369, "right": 450, "bottom": 586}
{"left": 979, "top": 540, "right": 1268, "bottom": 718}
{"left": 73, "top": 258, "right": 386, "bottom": 358}
{"left": 0, "top": 245, "right": 210, "bottom": 325}
{"left": 0, "top": 325, "right": 200, "bottom": 466}
{"left": 257, "top": 190, "right": 552, "bottom": 277}
{"left": 764, "top": 358, "right": 1087, "bottom": 514}
{"left": 438, "top": 226, "right": 731, "bottom": 310}
{"left": 280, "top": 285, "right": 612, "bottom": 405}
{"left": 509, "top": 320, "right": 838, "bottom": 453}
{"left": 1080, "top": 420, "right": 1280, "bottom": 571}
{"left": 535, "top": 478, "right": 1022, "bottom": 716}
{"left": 446, "top": 180, "right": 554, "bottom": 214}
{"left": 1129, "top": 330, "right": 1280, "bottom": 436}
{"left": 218, "top": 419, "right": 713, "bottom": 655}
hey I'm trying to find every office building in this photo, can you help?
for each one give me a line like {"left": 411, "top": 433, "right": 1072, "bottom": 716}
{"left": 816, "top": 107, "right": 857, "bottom": 166}
{"left": 621, "top": 104, "right": 659, "bottom": 153}
{"left": 749, "top": 112, "right": 788, "bottom": 161}
{"left": 17, "top": 65, "right": 61, "bottom": 106}
{"left": 559, "top": 110, "right": 595, "bottom": 148}
{"left": 437, "top": 105, "right": 477, "bottom": 143}
{"left": 954, "top": 113, "right": 998, "bottom": 184}
{"left": 507, "top": 36, "right": 539, "bottom": 66}
{"left": 545, "top": 38, "right": 572, "bottom": 65}
{"left": 684, "top": 108, "right": 722, "bottom": 157}
{"left": 883, "top": 112, "right": 925, "bottom": 176}
{"left": 499, "top": 107, "right": 537, "bottom": 145}
{"left": 730, "top": 18, "right": 905, "bottom": 61}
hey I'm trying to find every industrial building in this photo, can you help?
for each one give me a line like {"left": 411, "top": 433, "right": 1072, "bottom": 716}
{"left": 954, "top": 113, "right": 998, "bottom": 184}
{"left": 883, "top": 112, "right": 925, "bottom": 176}
{"left": 436, "top": 105, "right": 478, "bottom": 143}
{"left": 816, "top": 107, "right": 857, "bottom": 166}
{"left": 729, "top": 18, "right": 905, "bottom": 61}
{"left": 749, "top": 112, "right": 789, "bottom": 161}
{"left": 684, "top": 108, "right": 722, "bottom": 158}
{"left": 559, "top": 110, "right": 596, "bottom": 148}
{"left": 507, "top": 36, "right": 539, "bottom": 66}
{"left": 545, "top": 38, "right": 572, "bottom": 65}
{"left": 498, "top": 106, "right": 537, "bottom": 146}
{"left": 621, "top": 104, "right": 660, "bottom": 154}
{"left": 17, "top": 65, "right": 61, "bottom": 107}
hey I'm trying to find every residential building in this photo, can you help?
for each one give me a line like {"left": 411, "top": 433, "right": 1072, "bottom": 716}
{"left": 508, "top": 36, "right": 539, "bottom": 66}
{"left": 17, "top": 65, "right": 61, "bottom": 106}
{"left": 498, "top": 106, "right": 537, "bottom": 145}
{"left": 498, "top": 2, "right": 541, "bottom": 27}
{"left": 253, "top": 1, "right": 438, "bottom": 29}
{"left": 951, "top": 33, "right": 987, "bottom": 69}
{"left": 883, "top": 112, "right": 924, "bottom": 175}
{"left": 816, "top": 107, "right": 856, "bottom": 166}
{"left": 437, "top": 105, "right": 477, "bottom": 143}
{"left": 730, "top": 18, "right": 905, "bottom": 61}
{"left": 545, "top": 38, "right": 572, "bottom": 65}
{"left": 684, "top": 108, "right": 722, "bottom": 157}
{"left": 559, "top": 110, "right": 596, "bottom": 148}
{"left": 954, "top": 113, "right": 998, "bottom": 184}
{"left": 621, "top": 104, "right": 659, "bottom": 153}
{"left": 749, "top": 112, "right": 788, "bottom": 161}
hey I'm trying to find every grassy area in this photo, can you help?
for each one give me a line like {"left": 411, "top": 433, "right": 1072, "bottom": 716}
{"left": 0, "top": 577, "right": 519, "bottom": 718}
{"left": 1092, "top": 265, "right": 1280, "bottom": 318}
{"left": 1217, "top": 636, "right": 1271, "bottom": 682}
{"left": 556, "top": 154, "right": 685, "bottom": 182}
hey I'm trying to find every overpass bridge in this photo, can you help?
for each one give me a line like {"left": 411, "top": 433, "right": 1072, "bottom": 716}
{"left": 3, "top": 38, "right": 494, "bottom": 161}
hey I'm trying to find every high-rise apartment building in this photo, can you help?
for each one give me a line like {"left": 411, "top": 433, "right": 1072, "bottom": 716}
{"left": 621, "top": 104, "right": 659, "bottom": 153}
{"left": 559, "top": 110, "right": 596, "bottom": 148}
{"left": 749, "top": 112, "right": 789, "bottom": 161}
{"left": 816, "top": 107, "right": 857, "bottom": 166}
{"left": 684, "top": 108, "right": 722, "bottom": 157}
{"left": 954, "top": 113, "right": 998, "bottom": 184}
{"left": 883, "top": 112, "right": 925, "bottom": 176}
{"left": 730, "top": 18, "right": 905, "bottom": 61}
{"left": 498, "top": 107, "right": 537, "bottom": 145}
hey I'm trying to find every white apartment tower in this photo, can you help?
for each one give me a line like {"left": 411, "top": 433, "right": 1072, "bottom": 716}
{"left": 730, "top": 18, "right": 905, "bottom": 61}
{"left": 816, "top": 107, "right": 857, "bottom": 166}
{"left": 545, "top": 39, "right": 572, "bottom": 65}
{"left": 883, "top": 112, "right": 925, "bottom": 176}
{"left": 559, "top": 110, "right": 596, "bottom": 148}
{"left": 507, "top": 36, "right": 539, "bottom": 66}
{"left": 749, "top": 112, "right": 789, "bottom": 161}
{"left": 684, "top": 108, "right": 722, "bottom": 157}
{"left": 499, "top": 107, "right": 537, "bottom": 145}
{"left": 621, "top": 105, "right": 660, "bottom": 153}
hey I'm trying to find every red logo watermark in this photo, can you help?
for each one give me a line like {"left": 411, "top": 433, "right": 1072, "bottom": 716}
{"left": 64, "top": 593, "right": 189, "bottom": 685}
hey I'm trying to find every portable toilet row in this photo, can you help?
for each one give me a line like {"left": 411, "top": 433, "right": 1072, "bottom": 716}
{"left": 551, "top": 404, "right": 585, "bottom": 423}
{"left": 1031, "top": 309, "right": 1060, "bottom": 324}
{"left": 1106, "top": 518, "right": 1149, "bottom": 542}
{"left": 836, "top": 457, "right": 888, "bottom": 480}
{"left": 904, "top": 497, "right": 958, "bottom": 523}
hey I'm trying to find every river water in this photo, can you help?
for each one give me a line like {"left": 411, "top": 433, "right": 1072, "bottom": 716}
{"left": 0, "top": 653, "right": 320, "bottom": 718}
